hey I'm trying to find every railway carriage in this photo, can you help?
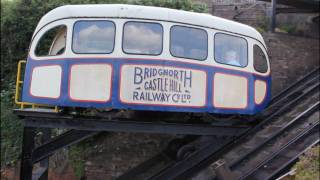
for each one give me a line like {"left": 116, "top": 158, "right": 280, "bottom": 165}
{"left": 20, "top": 4, "right": 271, "bottom": 115}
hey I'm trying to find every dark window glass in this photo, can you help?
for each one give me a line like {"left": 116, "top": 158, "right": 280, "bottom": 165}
{"left": 123, "top": 22, "right": 163, "bottom": 55}
{"left": 170, "top": 26, "right": 208, "bottom": 60}
{"left": 72, "top": 21, "right": 115, "bottom": 54}
{"left": 35, "top": 25, "right": 66, "bottom": 56}
{"left": 214, "top": 33, "right": 248, "bottom": 67}
{"left": 254, "top": 45, "right": 268, "bottom": 73}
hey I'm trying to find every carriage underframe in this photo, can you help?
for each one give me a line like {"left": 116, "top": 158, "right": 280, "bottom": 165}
{"left": 16, "top": 108, "right": 248, "bottom": 180}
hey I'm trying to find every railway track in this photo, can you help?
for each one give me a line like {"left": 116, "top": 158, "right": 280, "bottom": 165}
{"left": 240, "top": 120, "right": 319, "bottom": 180}
{"left": 215, "top": 100, "right": 319, "bottom": 180}
{"left": 154, "top": 72, "right": 319, "bottom": 180}
{"left": 117, "top": 67, "right": 320, "bottom": 180}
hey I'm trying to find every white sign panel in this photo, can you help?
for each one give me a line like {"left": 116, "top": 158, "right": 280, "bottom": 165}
{"left": 30, "top": 65, "right": 62, "bottom": 98}
{"left": 213, "top": 73, "right": 248, "bottom": 109}
{"left": 120, "top": 64, "right": 207, "bottom": 107}
{"left": 69, "top": 64, "right": 112, "bottom": 102}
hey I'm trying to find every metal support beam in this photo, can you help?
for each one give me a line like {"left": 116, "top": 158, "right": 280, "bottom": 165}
{"left": 20, "top": 127, "right": 35, "bottom": 180}
{"left": 23, "top": 117, "right": 247, "bottom": 136}
{"left": 276, "top": 7, "right": 318, "bottom": 14}
{"left": 19, "top": 127, "right": 97, "bottom": 179}
{"left": 32, "top": 167, "right": 48, "bottom": 180}
{"left": 32, "top": 130, "right": 97, "bottom": 163}
{"left": 259, "top": 0, "right": 320, "bottom": 11}
{"left": 16, "top": 109, "right": 248, "bottom": 179}
{"left": 37, "top": 128, "right": 51, "bottom": 180}
{"left": 270, "top": 0, "right": 277, "bottom": 32}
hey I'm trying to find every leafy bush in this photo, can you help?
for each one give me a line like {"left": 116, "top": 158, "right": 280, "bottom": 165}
{"left": 277, "top": 24, "right": 297, "bottom": 34}
{"left": 1, "top": 80, "right": 22, "bottom": 168}
{"left": 256, "top": 16, "right": 269, "bottom": 33}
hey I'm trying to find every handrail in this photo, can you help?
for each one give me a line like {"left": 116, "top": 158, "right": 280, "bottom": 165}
{"left": 15, "top": 60, "right": 58, "bottom": 112}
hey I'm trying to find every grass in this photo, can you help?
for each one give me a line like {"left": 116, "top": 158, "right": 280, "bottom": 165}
{"left": 293, "top": 146, "right": 319, "bottom": 180}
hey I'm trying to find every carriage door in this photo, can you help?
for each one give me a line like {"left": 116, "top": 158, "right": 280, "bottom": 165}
{"left": 213, "top": 33, "right": 249, "bottom": 110}
{"left": 28, "top": 25, "right": 67, "bottom": 99}
{"left": 253, "top": 44, "right": 269, "bottom": 105}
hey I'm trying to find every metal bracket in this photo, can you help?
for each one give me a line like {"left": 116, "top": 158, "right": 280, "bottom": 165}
{"left": 212, "top": 159, "right": 237, "bottom": 180}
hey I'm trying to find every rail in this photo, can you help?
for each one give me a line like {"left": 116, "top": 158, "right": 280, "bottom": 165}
{"left": 241, "top": 121, "right": 319, "bottom": 179}
{"left": 229, "top": 102, "right": 319, "bottom": 170}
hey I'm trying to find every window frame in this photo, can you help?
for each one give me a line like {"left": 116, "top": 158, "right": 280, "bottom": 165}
{"left": 122, "top": 21, "right": 164, "bottom": 56}
{"left": 214, "top": 32, "right": 249, "bottom": 68}
{"left": 169, "top": 25, "right": 208, "bottom": 61}
{"left": 253, "top": 44, "right": 269, "bottom": 73}
{"left": 71, "top": 20, "right": 116, "bottom": 55}
{"left": 34, "top": 24, "right": 67, "bottom": 57}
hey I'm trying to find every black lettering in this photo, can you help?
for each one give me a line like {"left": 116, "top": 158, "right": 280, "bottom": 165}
{"left": 139, "top": 92, "right": 145, "bottom": 100}
{"left": 152, "top": 93, "right": 161, "bottom": 101}
{"left": 184, "top": 71, "right": 192, "bottom": 88}
{"left": 179, "top": 70, "right": 185, "bottom": 81}
{"left": 152, "top": 79, "right": 157, "bottom": 91}
{"left": 172, "top": 94, "right": 179, "bottom": 103}
{"left": 144, "top": 68, "right": 149, "bottom": 79}
{"left": 152, "top": 68, "right": 157, "bottom": 77}
{"left": 144, "top": 81, "right": 149, "bottom": 90}
{"left": 174, "top": 70, "right": 179, "bottom": 80}
{"left": 164, "top": 78, "right": 168, "bottom": 92}
{"left": 164, "top": 93, "right": 171, "bottom": 101}
{"left": 133, "top": 91, "right": 139, "bottom": 100}
{"left": 134, "top": 67, "right": 143, "bottom": 84}
{"left": 147, "top": 92, "right": 152, "bottom": 101}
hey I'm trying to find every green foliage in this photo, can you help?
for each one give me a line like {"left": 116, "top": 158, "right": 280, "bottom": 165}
{"left": 293, "top": 146, "right": 319, "bottom": 180}
{"left": 1, "top": 0, "right": 206, "bottom": 86}
{"left": 69, "top": 144, "right": 86, "bottom": 179}
{"left": 277, "top": 24, "right": 297, "bottom": 34}
{"left": 1, "top": 80, "right": 22, "bottom": 168}
{"left": 1, "top": 0, "right": 207, "bottom": 84}
{"left": 132, "top": 0, "right": 208, "bottom": 13}
{"left": 256, "top": 16, "right": 269, "bottom": 33}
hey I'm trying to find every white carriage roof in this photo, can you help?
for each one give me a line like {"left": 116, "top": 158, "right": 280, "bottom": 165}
{"left": 35, "top": 4, "right": 266, "bottom": 47}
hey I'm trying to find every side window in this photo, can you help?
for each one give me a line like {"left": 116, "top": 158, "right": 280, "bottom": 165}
{"left": 72, "top": 20, "right": 115, "bottom": 54}
{"left": 214, "top": 33, "right": 248, "bottom": 67}
{"left": 253, "top": 45, "right": 268, "bottom": 73}
{"left": 123, "top": 21, "right": 163, "bottom": 55}
{"left": 35, "top": 25, "right": 66, "bottom": 56}
{"left": 170, "top": 25, "right": 208, "bottom": 60}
